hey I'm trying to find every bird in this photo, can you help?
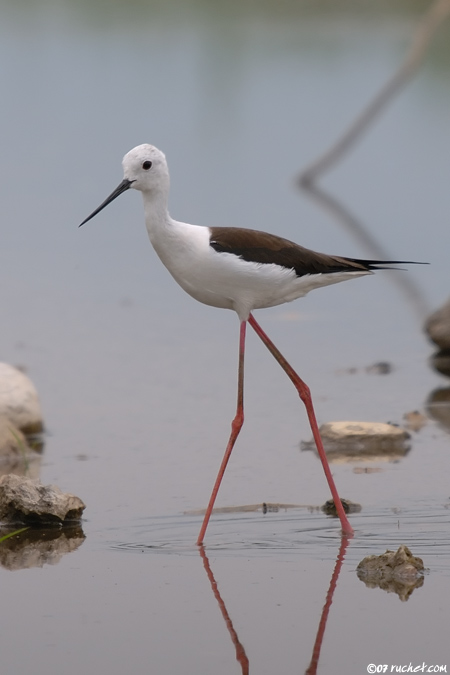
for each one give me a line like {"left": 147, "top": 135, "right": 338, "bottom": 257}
{"left": 80, "top": 143, "right": 422, "bottom": 544}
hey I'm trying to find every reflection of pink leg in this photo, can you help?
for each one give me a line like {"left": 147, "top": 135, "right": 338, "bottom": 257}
{"left": 197, "top": 321, "right": 246, "bottom": 546}
{"left": 199, "top": 545, "right": 249, "bottom": 674}
{"left": 305, "top": 534, "right": 351, "bottom": 675}
{"left": 248, "top": 313, "right": 354, "bottom": 535}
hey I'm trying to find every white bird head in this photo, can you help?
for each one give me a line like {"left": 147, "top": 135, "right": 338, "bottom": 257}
{"left": 80, "top": 143, "right": 169, "bottom": 227}
{"left": 122, "top": 144, "right": 169, "bottom": 193}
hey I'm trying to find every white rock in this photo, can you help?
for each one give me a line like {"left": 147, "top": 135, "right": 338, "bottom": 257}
{"left": 0, "top": 363, "right": 43, "bottom": 434}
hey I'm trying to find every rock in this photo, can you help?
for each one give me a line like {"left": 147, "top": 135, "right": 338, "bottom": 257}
{"left": 356, "top": 545, "right": 425, "bottom": 601}
{"left": 0, "top": 475, "right": 85, "bottom": 525}
{"left": 425, "top": 298, "right": 450, "bottom": 351}
{"left": 357, "top": 545, "right": 424, "bottom": 578}
{"left": 321, "top": 498, "right": 361, "bottom": 515}
{"left": 0, "top": 363, "right": 43, "bottom": 434}
{"left": 302, "top": 421, "right": 411, "bottom": 461}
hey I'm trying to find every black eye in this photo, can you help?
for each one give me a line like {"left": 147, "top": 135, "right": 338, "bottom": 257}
{"left": 142, "top": 160, "right": 152, "bottom": 170}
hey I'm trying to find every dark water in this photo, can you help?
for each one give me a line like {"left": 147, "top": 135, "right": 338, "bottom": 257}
{"left": 0, "top": 2, "right": 449, "bottom": 673}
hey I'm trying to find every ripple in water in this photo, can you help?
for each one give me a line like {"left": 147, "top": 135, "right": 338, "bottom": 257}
{"left": 110, "top": 503, "right": 450, "bottom": 570}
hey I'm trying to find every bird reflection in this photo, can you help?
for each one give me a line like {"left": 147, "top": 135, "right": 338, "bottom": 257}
{"left": 198, "top": 533, "right": 352, "bottom": 675}
{"left": 305, "top": 534, "right": 352, "bottom": 675}
{"left": 198, "top": 545, "right": 249, "bottom": 675}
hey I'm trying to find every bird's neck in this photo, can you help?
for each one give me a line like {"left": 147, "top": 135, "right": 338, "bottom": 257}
{"left": 142, "top": 190, "right": 171, "bottom": 237}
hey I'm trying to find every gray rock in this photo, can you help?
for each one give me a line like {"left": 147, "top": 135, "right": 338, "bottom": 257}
{"left": 0, "top": 475, "right": 85, "bottom": 525}
{"left": 0, "top": 363, "right": 43, "bottom": 434}
{"left": 425, "top": 298, "right": 450, "bottom": 351}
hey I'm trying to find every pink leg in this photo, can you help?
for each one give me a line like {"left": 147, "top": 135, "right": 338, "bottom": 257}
{"left": 197, "top": 320, "right": 246, "bottom": 546}
{"left": 248, "top": 313, "right": 353, "bottom": 535}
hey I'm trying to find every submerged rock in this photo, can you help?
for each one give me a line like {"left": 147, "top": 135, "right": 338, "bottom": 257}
{"left": 0, "top": 363, "right": 43, "bottom": 434}
{"left": 0, "top": 475, "right": 85, "bottom": 526}
{"left": 322, "top": 498, "right": 361, "bottom": 516}
{"left": 357, "top": 545, "right": 425, "bottom": 601}
{"left": 302, "top": 421, "right": 411, "bottom": 461}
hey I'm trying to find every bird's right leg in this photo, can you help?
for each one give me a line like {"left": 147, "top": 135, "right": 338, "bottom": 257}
{"left": 248, "top": 313, "right": 353, "bottom": 536}
{"left": 197, "top": 320, "right": 246, "bottom": 545}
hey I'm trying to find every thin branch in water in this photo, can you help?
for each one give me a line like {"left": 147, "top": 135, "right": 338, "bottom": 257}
{"left": 299, "top": 0, "right": 450, "bottom": 186}
{"left": 300, "top": 181, "right": 431, "bottom": 321}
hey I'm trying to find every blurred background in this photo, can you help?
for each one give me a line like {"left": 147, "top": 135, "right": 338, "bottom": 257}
{"left": 1, "top": 3, "right": 450, "bottom": 673}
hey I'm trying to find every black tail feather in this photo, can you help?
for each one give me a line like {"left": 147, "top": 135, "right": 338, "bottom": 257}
{"left": 346, "top": 258, "right": 429, "bottom": 272}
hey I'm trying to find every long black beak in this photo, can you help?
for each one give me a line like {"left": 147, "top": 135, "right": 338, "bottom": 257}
{"left": 79, "top": 178, "right": 134, "bottom": 227}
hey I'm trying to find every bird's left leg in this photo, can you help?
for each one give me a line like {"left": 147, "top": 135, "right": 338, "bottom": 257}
{"left": 197, "top": 320, "right": 246, "bottom": 545}
{"left": 248, "top": 313, "right": 353, "bottom": 536}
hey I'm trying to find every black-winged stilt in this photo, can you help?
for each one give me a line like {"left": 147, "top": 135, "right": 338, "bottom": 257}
{"left": 80, "top": 143, "right": 422, "bottom": 543}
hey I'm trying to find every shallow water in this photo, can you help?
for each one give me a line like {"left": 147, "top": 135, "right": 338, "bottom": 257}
{"left": 1, "top": 2, "right": 450, "bottom": 674}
